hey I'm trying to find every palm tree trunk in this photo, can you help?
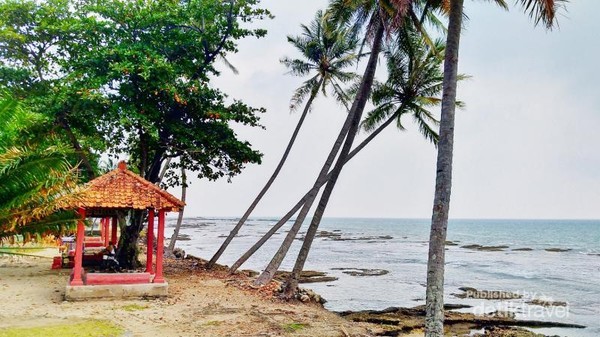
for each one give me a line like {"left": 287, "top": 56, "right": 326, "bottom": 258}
{"left": 253, "top": 23, "right": 385, "bottom": 286}
{"left": 229, "top": 108, "right": 399, "bottom": 274}
{"left": 168, "top": 167, "right": 186, "bottom": 253}
{"left": 283, "top": 23, "right": 385, "bottom": 297}
{"left": 425, "top": 0, "right": 463, "bottom": 336}
{"left": 207, "top": 81, "right": 322, "bottom": 269}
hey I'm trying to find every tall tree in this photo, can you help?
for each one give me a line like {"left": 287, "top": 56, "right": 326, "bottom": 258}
{"left": 208, "top": 9, "right": 360, "bottom": 268}
{"left": 282, "top": 27, "right": 448, "bottom": 297}
{"left": 424, "top": 0, "right": 566, "bottom": 336}
{"left": 252, "top": 0, "right": 411, "bottom": 286}
{"left": 1, "top": 0, "right": 272, "bottom": 268}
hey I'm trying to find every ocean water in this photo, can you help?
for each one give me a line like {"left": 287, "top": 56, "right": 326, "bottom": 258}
{"left": 165, "top": 217, "right": 600, "bottom": 337}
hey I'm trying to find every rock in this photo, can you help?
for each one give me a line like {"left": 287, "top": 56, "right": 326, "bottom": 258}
{"left": 339, "top": 305, "right": 584, "bottom": 337}
{"left": 544, "top": 248, "right": 572, "bottom": 252}
{"left": 445, "top": 241, "right": 459, "bottom": 246}
{"left": 173, "top": 248, "right": 185, "bottom": 259}
{"left": 527, "top": 299, "right": 567, "bottom": 307}
{"left": 454, "top": 287, "right": 522, "bottom": 300}
{"left": 461, "top": 244, "right": 509, "bottom": 251}
{"left": 331, "top": 268, "right": 389, "bottom": 277}
{"left": 512, "top": 248, "right": 533, "bottom": 251}
{"left": 274, "top": 270, "right": 338, "bottom": 284}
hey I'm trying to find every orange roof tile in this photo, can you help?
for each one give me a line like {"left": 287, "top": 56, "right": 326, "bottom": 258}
{"left": 74, "top": 161, "right": 185, "bottom": 213}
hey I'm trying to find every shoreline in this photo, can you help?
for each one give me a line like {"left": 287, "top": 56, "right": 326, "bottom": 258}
{"left": 0, "top": 252, "right": 589, "bottom": 337}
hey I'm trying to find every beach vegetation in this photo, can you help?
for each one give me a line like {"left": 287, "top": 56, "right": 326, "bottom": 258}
{"left": 0, "top": 319, "right": 123, "bottom": 337}
{"left": 0, "top": 92, "right": 81, "bottom": 239}
{"left": 208, "top": 8, "right": 361, "bottom": 269}
{"left": 423, "top": 0, "right": 567, "bottom": 336}
{"left": 0, "top": 0, "right": 272, "bottom": 267}
{"left": 282, "top": 322, "right": 306, "bottom": 332}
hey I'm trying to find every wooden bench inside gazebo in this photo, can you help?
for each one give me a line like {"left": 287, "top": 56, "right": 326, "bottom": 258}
{"left": 65, "top": 161, "right": 185, "bottom": 300}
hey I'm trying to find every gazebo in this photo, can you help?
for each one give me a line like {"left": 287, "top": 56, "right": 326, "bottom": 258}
{"left": 65, "top": 161, "right": 185, "bottom": 300}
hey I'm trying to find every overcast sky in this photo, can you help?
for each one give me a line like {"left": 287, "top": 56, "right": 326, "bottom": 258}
{"left": 170, "top": 0, "right": 600, "bottom": 220}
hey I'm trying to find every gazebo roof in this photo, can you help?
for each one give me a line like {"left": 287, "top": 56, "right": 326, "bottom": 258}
{"left": 74, "top": 161, "right": 184, "bottom": 215}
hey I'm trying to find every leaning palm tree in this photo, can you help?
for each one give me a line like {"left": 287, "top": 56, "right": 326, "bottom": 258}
{"left": 207, "top": 9, "right": 361, "bottom": 268}
{"left": 282, "top": 28, "right": 452, "bottom": 297}
{"left": 252, "top": 0, "right": 413, "bottom": 287}
{"left": 424, "top": 1, "right": 567, "bottom": 336}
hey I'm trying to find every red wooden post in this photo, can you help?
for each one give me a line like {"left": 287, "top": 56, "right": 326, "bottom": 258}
{"left": 103, "top": 218, "right": 109, "bottom": 246}
{"left": 146, "top": 209, "right": 155, "bottom": 273}
{"left": 111, "top": 217, "right": 118, "bottom": 244}
{"left": 71, "top": 208, "right": 86, "bottom": 286}
{"left": 154, "top": 209, "right": 166, "bottom": 283}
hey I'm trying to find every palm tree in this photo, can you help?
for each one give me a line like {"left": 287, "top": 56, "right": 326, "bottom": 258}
{"left": 0, "top": 93, "right": 81, "bottom": 238}
{"left": 282, "top": 28, "right": 450, "bottom": 297}
{"left": 207, "top": 9, "right": 360, "bottom": 268}
{"left": 252, "top": 0, "right": 412, "bottom": 286}
{"left": 424, "top": 1, "right": 566, "bottom": 336}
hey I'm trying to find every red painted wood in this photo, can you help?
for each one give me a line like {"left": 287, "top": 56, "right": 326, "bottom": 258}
{"left": 146, "top": 209, "right": 154, "bottom": 273}
{"left": 85, "top": 272, "right": 152, "bottom": 285}
{"left": 103, "top": 218, "right": 110, "bottom": 246}
{"left": 111, "top": 217, "right": 118, "bottom": 244}
{"left": 154, "top": 210, "right": 165, "bottom": 283}
{"left": 71, "top": 208, "right": 86, "bottom": 286}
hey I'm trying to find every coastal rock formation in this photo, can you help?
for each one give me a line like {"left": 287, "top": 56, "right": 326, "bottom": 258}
{"left": 274, "top": 270, "right": 338, "bottom": 284}
{"left": 338, "top": 305, "right": 584, "bottom": 337}
{"left": 314, "top": 230, "right": 393, "bottom": 242}
{"left": 454, "top": 287, "right": 522, "bottom": 300}
{"left": 461, "top": 244, "right": 510, "bottom": 252}
{"left": 544, "top": 248, "right": 572, "bottom": 252}
{"left": 526, "top": 299, "right": 567, "bottom": 307}
{"left": 331, "top": 268, "right": 389, "bottom": 277}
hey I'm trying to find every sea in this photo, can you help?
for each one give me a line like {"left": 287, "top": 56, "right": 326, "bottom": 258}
{"left": 165, "top": 217, "right": 600, "bottom": 337}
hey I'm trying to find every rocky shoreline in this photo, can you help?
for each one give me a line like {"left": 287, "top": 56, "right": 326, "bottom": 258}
{"left": 338, "top": 304, "right": 585, "bottom": 337}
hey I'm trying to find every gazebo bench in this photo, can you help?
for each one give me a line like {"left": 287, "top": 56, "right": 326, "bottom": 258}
{"left": 85, "top": 272, "right": 154, "bottom": 285}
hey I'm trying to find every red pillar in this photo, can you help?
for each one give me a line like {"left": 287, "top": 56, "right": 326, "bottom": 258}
{"left": 154, "top": 210, "right": 165, "bottom": 283}
{"left": 71, "top": 208, "right": 86, "bottom": 286}
{"left": 111, "top": 217, "right": 118, "bottom": 244}
{"left": 146, "top": 209, "right": 155, "bottom": 273}
{"left": 103, "top": 218, "right": 109, "bottom": 246}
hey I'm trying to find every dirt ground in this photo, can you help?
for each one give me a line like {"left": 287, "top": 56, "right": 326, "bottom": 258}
{"left": 0, "top": 252, "right": 378, "bottom": 337}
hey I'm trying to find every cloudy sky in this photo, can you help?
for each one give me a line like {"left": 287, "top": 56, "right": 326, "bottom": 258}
{"left": 171, "top": 0, "right": 599, "bottom": 220}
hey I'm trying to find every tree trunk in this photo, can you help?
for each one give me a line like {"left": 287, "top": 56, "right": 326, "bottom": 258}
{"left": 168, "top": 167, "right": 187, "bottom": 253}
{"left": 229, "top": 109, "right": 399, "bottom": 274}
{"left": 207, "top": 82, "right": 322, "bottom": 269}
{"left": 425, "top": 0, "right": 463, "bottom": 336}
{"left": 253, "top": 23, "right": 385, "bottom": 286}
{"left": 283, "top": 23, "right": 384, "bottom": 297}
{"left": 116, "top": 211, "right": 144, "bottom": 269}
{"left": 58, "top": 116, "right": 95, "bottom": 180}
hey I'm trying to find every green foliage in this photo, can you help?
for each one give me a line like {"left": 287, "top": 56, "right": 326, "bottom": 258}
{"left": 362, "top": 28, "right": 446, "bottom": 145}
{"left": 0, "top": 93, "right": 80, "bottom": 238}
{"left": 120, "top": 304, "right": 149, "bottom": 312}
{"left": 281, "top": 9, "right": 360, "bottom": 111}
{"left": 282, "top": 322, "right": 306, "bottom": 333}
{"left": 0, "top": 0, "right": 273, "bottom": 186}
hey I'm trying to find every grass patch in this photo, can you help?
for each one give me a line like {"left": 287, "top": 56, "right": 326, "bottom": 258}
{"left": 120, "top": 304, "right": 149, "bottom": 312}
{"left": 203, "top": 320, "right": 222, "bottom": 327}
{"left": 0, "top": 320, "right": 123, "bottom": 337}
{"left": 282, "top": 322, "right": 306, "bottom": 333}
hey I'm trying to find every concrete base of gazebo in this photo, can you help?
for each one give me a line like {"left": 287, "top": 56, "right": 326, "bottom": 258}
{"left": 65, "top": 282, "right": 168, "bottom": 300}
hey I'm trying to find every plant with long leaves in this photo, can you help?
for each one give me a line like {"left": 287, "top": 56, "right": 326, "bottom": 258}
{"left": 423, "top": 0, "right": 567, "bottom": 336}
{"left": 208, "top": 9, "right": 361, "bottom": 268}
{"left": 0, "top": 93, "right": 81, "bottom": 238}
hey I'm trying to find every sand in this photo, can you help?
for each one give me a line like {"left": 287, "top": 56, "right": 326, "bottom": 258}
{"left": 0, "top": 252, "right": 377, "bottom": 337}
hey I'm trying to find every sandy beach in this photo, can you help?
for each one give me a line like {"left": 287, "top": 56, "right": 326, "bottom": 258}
{"left": 0, "top": 252, "right": 376, "bottom": 337}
